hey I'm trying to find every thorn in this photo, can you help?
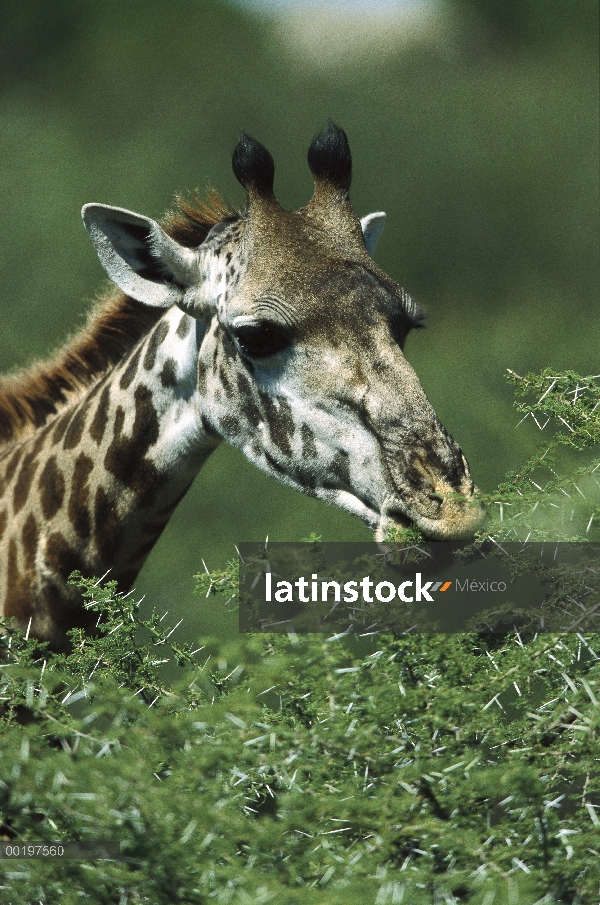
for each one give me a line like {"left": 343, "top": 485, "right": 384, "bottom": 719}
{"left": 165, "top": 618, "right": 184, "bottom": 640}
{"left": 537, "top": 378, "right": 557, "bottom": 403}
{"left": 556, "top": 414, "right": 574, "bottom": 432}
{"left": 106, "top": 621, "right": 124, "bottom": 636}
{"left": 94, "top": 569, "right": 111, "bottom": 587}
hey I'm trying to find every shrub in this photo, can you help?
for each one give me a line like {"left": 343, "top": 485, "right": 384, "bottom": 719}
{"left": 0, "top": 370, "right": 598, "bottom": 904}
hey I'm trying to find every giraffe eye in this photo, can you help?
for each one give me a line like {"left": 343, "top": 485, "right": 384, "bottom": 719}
{"left": 233, "top": 322, "right": 292, "bottom": 359}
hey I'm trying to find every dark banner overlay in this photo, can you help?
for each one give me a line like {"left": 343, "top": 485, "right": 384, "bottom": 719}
{"left": 238, "top": 542, "right": 600, "bottom": 634}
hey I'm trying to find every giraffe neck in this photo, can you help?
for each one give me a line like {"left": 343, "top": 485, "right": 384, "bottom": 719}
{"left": 0, "top": 306, "right": 217, "bottom": 648}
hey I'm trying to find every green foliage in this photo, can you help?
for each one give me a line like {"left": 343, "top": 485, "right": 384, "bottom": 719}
{"left": 2, "top": 356, "right": 600, "bottom": 898}
{"left": 300, "top": 533, "right": 323, "bottom": 544}
{"left": 481, "top": 370, "right": 600, "bottom": 542}
{"left": 384, "top": 524, "right": 425, "bottom": 545}
{"left": 502, "top": 368, "right": 600, "bottom": 477}
{"left": 1, "top": 367, "right": 599, "bottom": 905}
{"left": 193, "top": 558, "right": 239, "bottom": 606}
{"left": 0, "top": 613, "right": 598, "bottom": 903}
{"left": 55, "top": 571, "right": 219, "bottom": 709}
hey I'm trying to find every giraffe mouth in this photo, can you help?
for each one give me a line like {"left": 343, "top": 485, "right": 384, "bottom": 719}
{"left": 374, "top": 507, "right": 413, "bottom": 542}
{"left": 376, "top": 493, "right": 484, "bottom": 542}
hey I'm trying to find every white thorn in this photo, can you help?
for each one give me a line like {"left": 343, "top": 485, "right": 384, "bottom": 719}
{"left": 94, "top": 569, "right": 112, "bottom": 587}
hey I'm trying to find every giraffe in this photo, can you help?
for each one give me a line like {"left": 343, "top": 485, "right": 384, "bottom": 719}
{"left": 0, "top": 123, "right": 482, "bottom": 650}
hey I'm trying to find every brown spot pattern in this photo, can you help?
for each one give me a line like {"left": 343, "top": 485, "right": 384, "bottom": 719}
{"left": 90, "top": 385, "right": 110, "bottom": 445}
{"left": 160, "top": 359, "right": 177, "bottom": 388}
{"left": 52, "top": 409, "right": 73, "bottom": 445}
{"left": 104, "top": 384, "right": 162, "bottom": 507}
{"left": 237, "top": 374, "right": 262, "bottom": 428}
{"left": 260, "top": 393, "right": 295, "bottom": 457}
{"left": 143, "top": 321, "right": 169, "bottom": 371}
{"left": 68, "top": 453, "right": 94, "bottom": 538}
{"left": 119, "top": 344, "right": 143, "bottom": 391}
{"left": 221, "top": 414, "right": 241, "bottom": 436}
{"left": 22, "top": 513, "right": 38, "bottom": 571}
{"left": 40, "top": 455, "right": 66, "bottom": 523}
{"left": 63, "top": 396, "right": 91, "bottom": 451}
{"left": 13, "top": 448, "right": 41, "bottom": 515}
{"left": 113, "top": 406, "right": 125, "bottom": 438}
{"left": 264, "top": 449, "right": 286, "bottom": 476}
{"left": 176, "top": 314, "right": 191, "bottom": 338}
{"left": 94, "top": 486, "right": 123, "bottom": 564}
{"left": 200, "top": 414, "right": 214, "bottom": 437}
{"left": 140, "top": 514, "right": 170, "bottom": 536}
{"left": 330, "top": 450, "right": 351, "bottom": 487}
{"left": 45, "top": 582, "right": 98, "bottom": 644}
{"left": 301, "top": 424, "right": 318, "bottom": 459}
{"left": 219, "top": 364, "right": 232, "bottom": 396}
{"left": 5, "top": 538, "right": 33, "bottom": 620}
{"left": 45, "top": 531, "right": 86, "bottom": 583}
{"left": 4, "top": 444, "right": 24, "bottom": 483}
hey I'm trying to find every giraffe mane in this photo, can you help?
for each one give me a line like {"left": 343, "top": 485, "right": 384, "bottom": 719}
{"left": 0, "top": 190, "right": 237, "bottom": 451}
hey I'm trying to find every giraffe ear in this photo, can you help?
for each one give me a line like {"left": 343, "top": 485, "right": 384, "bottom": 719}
{"left": 82, "top": 204, "right": 199, "bottom": 308}
{"left": 360, "top": 212, "right": 386, "bottom": 256}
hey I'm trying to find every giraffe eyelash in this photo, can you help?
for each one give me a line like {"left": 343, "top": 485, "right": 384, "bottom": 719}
{"left": 400, "top": 291, "right": 426, "bottom": 330}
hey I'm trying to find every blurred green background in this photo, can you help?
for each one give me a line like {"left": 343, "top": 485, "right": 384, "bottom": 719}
{"left": 0, "top": 0, "right": 597, "bottom": 637}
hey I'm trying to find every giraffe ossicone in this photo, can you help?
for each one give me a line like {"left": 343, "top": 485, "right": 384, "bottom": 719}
{"left": 0, "top": 123, "right": 482, "bottom": 649}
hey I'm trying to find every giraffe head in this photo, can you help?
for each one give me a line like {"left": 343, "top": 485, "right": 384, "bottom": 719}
{"left": 83, "top": 124, "right": 482, "bottom": 541}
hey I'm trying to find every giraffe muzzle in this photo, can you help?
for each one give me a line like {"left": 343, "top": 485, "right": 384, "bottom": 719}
{"left": 377, "top": 485, "right": 484, "bottom": 542}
